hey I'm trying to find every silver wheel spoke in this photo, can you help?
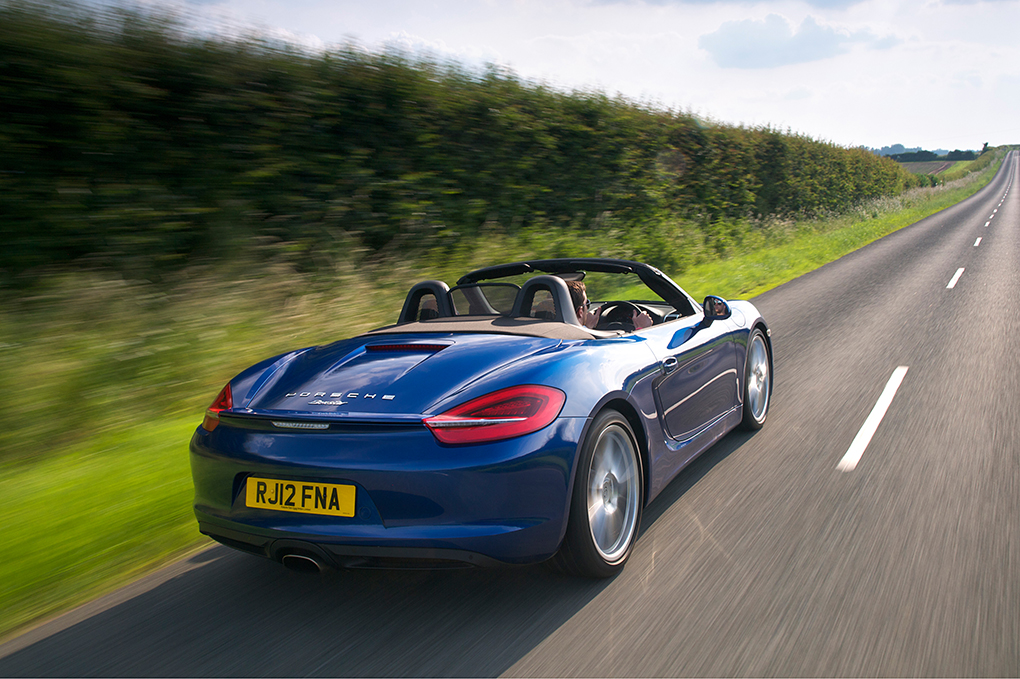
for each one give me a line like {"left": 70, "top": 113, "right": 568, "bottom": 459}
{"left": 586, "top": 424, "right": 640, "bottom": 562}
{"left": 747, "top": 335, "right": 770, "bottom": 421}
{"left": 588, "top": 503, "right": 607, "bottom": 538}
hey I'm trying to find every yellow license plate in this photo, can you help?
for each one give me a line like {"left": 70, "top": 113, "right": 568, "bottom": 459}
{"left": 245, "top": 477, "right": 356, "bottom": 517}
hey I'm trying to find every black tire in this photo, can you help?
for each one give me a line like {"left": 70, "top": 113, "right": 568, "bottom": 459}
{"left": 553, "top": 409, "right": 643, "bottom": 578}
{"left": 739, "top": 328, "right": 771, "bottom": 430}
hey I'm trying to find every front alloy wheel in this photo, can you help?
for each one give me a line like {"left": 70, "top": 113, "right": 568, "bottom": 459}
{"left": 740, "top": 328, "right": 771, "bottom": 430}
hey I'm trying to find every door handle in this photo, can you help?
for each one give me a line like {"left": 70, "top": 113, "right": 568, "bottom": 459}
{"left": 662, "top": 356, "right": 678, "bottom": 374}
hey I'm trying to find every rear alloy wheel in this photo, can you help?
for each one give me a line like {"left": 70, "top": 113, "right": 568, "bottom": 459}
{"left": 740, "top": 328, "right": 771, "bottom": 430}
{"left": 555, "top": 409, "right": 643, "bottom": 578}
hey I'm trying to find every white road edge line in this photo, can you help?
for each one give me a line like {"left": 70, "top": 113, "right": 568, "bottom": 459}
{"left": 837, "top": 366, "right": 909, "bottom": 473}
{"left": 974, "top": 237, "right": 982, "bottom": 246}
{"left": 947, "top": 267, "right": 965, "bottom": 288}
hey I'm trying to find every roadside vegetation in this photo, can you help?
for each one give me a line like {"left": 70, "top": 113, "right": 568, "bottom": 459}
{"left": 0, "top": 0, "right": 1010, "bottom": 641}
{"left": 939, "top": 152, "right": 998, "bottom": 182}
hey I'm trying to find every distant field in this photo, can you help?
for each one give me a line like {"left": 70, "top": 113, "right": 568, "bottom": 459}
{"left": 899, "top": 160, "right": 956, "bottom": 174}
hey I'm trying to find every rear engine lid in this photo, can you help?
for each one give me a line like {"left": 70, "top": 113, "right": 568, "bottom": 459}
{"left": 240, "top": 333, "right": 562, "bottom": 418}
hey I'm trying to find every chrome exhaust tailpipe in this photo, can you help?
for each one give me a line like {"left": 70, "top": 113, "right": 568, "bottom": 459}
{"left": 281, "top": 553, "right": 323, "bottom": 574}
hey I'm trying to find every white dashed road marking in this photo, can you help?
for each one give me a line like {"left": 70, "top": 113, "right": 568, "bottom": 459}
{"left": 947, "top": 268, "right": 965, "bottom": 289}
{"left": 837, "top": 367, "right": 909, "bottom": 472}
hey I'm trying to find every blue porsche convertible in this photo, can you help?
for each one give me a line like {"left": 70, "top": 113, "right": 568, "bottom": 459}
{"left": 190, "top": 258, "right": 772, "bottom": 577}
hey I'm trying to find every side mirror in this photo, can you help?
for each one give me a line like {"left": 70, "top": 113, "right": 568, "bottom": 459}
{"left": 702, "top": 295, "right": 731, "bottom": 322}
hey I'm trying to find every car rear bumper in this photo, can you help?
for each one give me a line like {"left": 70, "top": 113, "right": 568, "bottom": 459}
{"left": 189, "top": 416, "right": 587, "bottom": 566}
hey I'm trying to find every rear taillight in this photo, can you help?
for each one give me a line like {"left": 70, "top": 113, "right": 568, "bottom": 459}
{"left": 201, "top": 383, "right": 233, "bottom": 432}
{"left": 423, "top": 385, "right": 565, "bottom": 444}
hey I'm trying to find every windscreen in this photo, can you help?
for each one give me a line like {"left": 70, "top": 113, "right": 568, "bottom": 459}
{"left": 576, "top": 271, "right": 667, "bottom": 305}
{"left": 480, "top": 271, "right": 667, "bottom": 306}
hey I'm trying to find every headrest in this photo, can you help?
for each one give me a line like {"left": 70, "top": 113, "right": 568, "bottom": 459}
{"left": 510, "top": 275, "right": 582, "bottom": 327}
{"left": 397, "top": 280, "right": 451, "bottom": 324}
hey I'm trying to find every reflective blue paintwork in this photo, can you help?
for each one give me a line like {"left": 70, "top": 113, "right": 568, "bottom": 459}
{"left": 190, "top": 260, "right": 770, "bottom": 568}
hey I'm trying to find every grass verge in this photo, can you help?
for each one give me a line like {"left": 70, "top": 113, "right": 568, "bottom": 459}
{"left": 678, "top": 177, "right": 990, "bottom": 300}
{"left": 0, "top": 153, "right": 1003, "bottom": 643}
{"left": 1, "top": 417, "right": 207, "bottom": 640}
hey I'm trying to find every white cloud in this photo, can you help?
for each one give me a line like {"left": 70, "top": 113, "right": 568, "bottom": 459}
{"left": 950, "top": 70, "right": 982, "bottom": 89}
{"left": 698, "top": 14, "right": 896, "bottom": 68}
{"left": 783, "top": 87, "right": 813, "bottom": 100}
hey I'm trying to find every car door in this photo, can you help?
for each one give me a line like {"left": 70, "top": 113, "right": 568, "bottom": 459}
{"left": 642, "top": 313, "right": 739, "bottom": 443}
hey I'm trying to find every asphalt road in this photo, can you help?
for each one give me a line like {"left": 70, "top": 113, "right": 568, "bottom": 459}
{"left": 2, "top": 152, "right": 1018, "bottom": 677}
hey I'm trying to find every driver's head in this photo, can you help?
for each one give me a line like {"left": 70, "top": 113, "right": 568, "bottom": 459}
{"left": 566, "top": 280, "right": 588, "bottom": 324}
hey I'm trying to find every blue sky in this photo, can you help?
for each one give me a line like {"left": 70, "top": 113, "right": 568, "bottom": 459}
{"left": 89, "top": 0, "right": 1020, "bottom": 150}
